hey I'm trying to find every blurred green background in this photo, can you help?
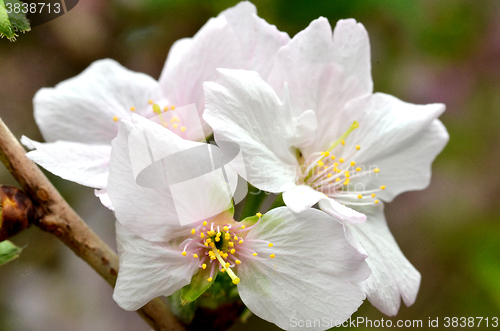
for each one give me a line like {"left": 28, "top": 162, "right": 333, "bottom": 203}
{"left": 1, "top": 0, "right": 499, "bottom": 330}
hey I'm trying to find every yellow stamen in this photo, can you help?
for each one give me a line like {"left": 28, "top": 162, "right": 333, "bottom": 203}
{"left": 339, "top": 158, "right": 345, "bottom": 163}
{"left": 212, "top": 247, "right": 240, "bottom": 285}
{"left": 268, "top": 243, "right": 273, "bottom": 247}
{"left": 380, "top": 185, "right": 386, "bottom": 190}
{"left": 170, "top": 105, "right": 176, "bottom": 110}
{"left": 223, "top": 226, "right": 229, "bottom": 231}
{"left": 200, "top": 232, "right": 205, "bottom": 239}
{"left": 182, "top": 252, "right": 187, "bottom": 256}
{"left": 371, "top": 193, "right": 376, "bottom": 198}
{"left": 373, "top": 168, "right": 380, "bottom": 173}
{"left": 148, "top": 99, "right": 153, "bottom": 105}
{"left": 241, "top": 225, "right": 246, "bottom": 230}
{"left": 130, "top": 106, "right": 136, "bottom": 112}
{"left": 341, "top": 140, "right": 345, "bottom": 145}
{"left": 357, "top": 194, "right": 362, "bottom": 199}
{"left": 350, "top": 161, "right": 356, "bottom": 167}
{"left": 356, "top": 145, "right": 361, "bottom": 150}
{"left": 202, "top": 264, "right": 207, "bottom": 269}
{"left": 235, "top": 260, "right": 241, "bottom": 265}
{"left": 356, "top": 167, "right": 362, "bottom": 172}
{"left": 230, "top": 249, "right": 235, "bottom": 254}
{"left": 193, "top": 254, "right": 198, "bottom": 258}
{"left": 203, "top": 221, "right": 207, "bottom": 226}
{"left": 172, "top": 124, "right": 178, "bottom": 129}
{"left": 256, "top": 212, "right": 262, "bottom": 217}
{"left": 163, "top": 106, "right": 169, "bottom": 111}
{"left": 113, "top": 116, "right": 119, "bottom": 122}
{"left": 191, "top": 228, "right": 196, "bottom": 235}
{"left": 375, "top": 200, "right": 379, "bottom": 204}
{"left": 207, "top": 277, "right": 213, "bottom": 282}
{"left": 252, "top": 253, "right": 257, "bottom": 257}
{"left": 270, "top": 254, "right": 275, "bottom": 258}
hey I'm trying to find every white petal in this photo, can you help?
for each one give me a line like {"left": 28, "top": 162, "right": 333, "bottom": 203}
{"left": 337, "top": 93, "right": 449, "bottom": 201}
{"left": 113, "top": 222, "right": 198, "bottom": 311}
{"left": 108, "top": 116, "right": 236, "bottom": 241}
{"left": 34, "top": 59, "right": 162, "bottom": 144}
{"left": 238, "top": 207, "right": 370, "bottom": 330}
{"left": 318, "top": 198, "right": 367, "bottom": 223}
{"left": 282, "top": 184, "right": 326, "bottom": 213}
{"left": 21, "top": 136, "right": 110, "bottom": 189}
{"left": 204, "top": 69, "right": 317, "bottom": 193}
{"left": 159, "top": 2, "right": 289, "bottom": 137}
{"left": 344, "top": 203, "right": 421, "bottom": 316}
{"left": 268, "top": 18, "right": 372, "bottom": 156}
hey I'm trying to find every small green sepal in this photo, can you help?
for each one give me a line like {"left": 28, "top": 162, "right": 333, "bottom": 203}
{"left": 0, "top": 240, "right": 22, "bottom": 266}
{"left": 181, "top": 265, "right": 217, "bottom": 305}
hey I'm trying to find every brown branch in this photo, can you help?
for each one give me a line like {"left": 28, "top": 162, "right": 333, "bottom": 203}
{"left": 0, "top": 118, "right": 186, "bottom": 331}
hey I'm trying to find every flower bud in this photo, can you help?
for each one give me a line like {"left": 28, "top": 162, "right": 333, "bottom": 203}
{"left": 0, "top": 185, "right": 36, "bottom": 241}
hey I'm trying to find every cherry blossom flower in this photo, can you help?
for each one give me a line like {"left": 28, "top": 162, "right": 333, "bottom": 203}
{"left": 21, "top": 1, "right": 289, "bottom": 207}
{"left": 203, "top": 18, "right": 448, "bottom": 316}
{"left": 107, "top": 114, "right": 371, "bottom": 330}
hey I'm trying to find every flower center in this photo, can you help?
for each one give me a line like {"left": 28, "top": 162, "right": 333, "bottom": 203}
{"left": 302, "top": 121, "right": 386, "bottom": 206}
{"left": 180, "top": 214, "right": 275, "bottom": 285}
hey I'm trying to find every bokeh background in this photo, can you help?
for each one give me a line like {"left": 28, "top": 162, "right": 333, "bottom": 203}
{"left": 1, "top": 0, "right": 500, "bottom": 330}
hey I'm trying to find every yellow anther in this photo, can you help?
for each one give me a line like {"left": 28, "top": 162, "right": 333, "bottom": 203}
{"left": 223, "top": 226, "right": 229, "bottom": 231}
{"left": 113, "top": 116, "right": 119, "bottom": 122}
{"left": 193, "top": 254, "right": 198, "bottom": 258}
{"left": 342, "top": 140, "right": 345, "bottom": 145}
{"left": 327, "top": 173, "right": 332, "bottom": 178}
{"left": 170, "top": 116, "right": 178, "bottom": 124}
{"left": 252, "top": 253, "right": 257, "bottom": 257}
{"left": 228, "top": 242, "right": 234, "bottom": 247}
{"left": 204, "top": 242, "right": 208, "bottom": 247}
{"left": 182, "top": 252, "right": 187, "bottom": 256}
{"left": 335, "top": 178, "right": 341, "bottom": 182}
{"left": 357, "top": 194, "right": 363, "bottom": 199}
{"left": 170, "top": 105, "right": 176, "bottom": 110}
{"left": 180, "top": 126, "right": 187, "bottom": 132}
{"left": 163, "top": 106, "right": 169, "bottom": 111}
{"left": 331, "top": 155, "right": 336, "bottom": 160}
{"left": 210, "top": 243, "right": 215, "bottom": 248}
{"left": 241, "top": 225, "right": 245, "bottom": 230}
{"left": 225, "top": 262, "right": 230, "bottom": 268}
{"left": 230, "top": 249, "right": 235, "bottom": 254}
{"left": 350, "top": 161, "right": 356, "bottom": 166}
{"left": 333, "top": 162, "right": 339, "bottom": 167}
{"left": 130, "top": 106, "right": 136, "bottom": 112}
{"left": 172, "top": 124, "right": 178, "bottom": 129}
{"left": 203, "top": 221, "right": 207, "bottom": 226}
{"left": 202, "top": 264, "right": 207, "bottom": 269}
{"left": 235, "top": 260, "right": 241, "bottom": 265}
{"left": 223, "top": 253, "right": 228, "bottom": 258}
{"left": 221, "top": 268, "right": 225, "bottom": 273}
{"left": 375, "top": 200, "right": 379, "bottom": 204}
{"left": 380, "top": 185, "right": 386, "bottom": 190}
{"left": 268, "top": 243, "right": 273, "bottom": 248}
{"left": 162, "top": 123, "right": 168, "bottom": 128}
{"left": 148, "top": 99, "right": 153, "bottom": 104}
{"left": 256, "top": 212, "right": 262, "bottom": 217}
{"left": 373, "top": 168, "right": 380, "bottom": 173}
{"left": 339, "top": 158, "right": 345, "bottom": 163}
{"left": 356, "top": 145, "right": 361, "bottom": 150}
{"left": 371, "top": 193, "right": 376, "bottom": 198}
{"left": 207, "top": 277, "right": 213, "bottom": 282}
{"left": 200, "top": 232, "right": 205, "bottom": 239}
{"left": 317, "top": 161, "right": 324, "bottom": 167}
{"left": 239, "top": 240, "right": 243, "bottom": 244}
{"left": 207, "top": 230, "right": 214, "bottom": 236}
{"left": 206, "top": 238, "right": 211, "bottom": 244}
{"left": 356, "top": 167, "right": 362, "bottom": 172}
{"left": 215, "top": 236, "right": 220, "bottom": 242}
{"left": 191, "top": 228, "right": 196, "bottom": 235}
{"left": 225, "top": 233, "right": 231, "bottom": 240}
{"left": 210, "top": 255, "right": 216, "bottom": 260}
{"left": 232, "top": 277, "right": 240, "bottom": 285}
{"left": 344, "top": 179, "right": 350, "bottom": 185}
{"left": 233, "top": 235, "right": 238, "bottom": 240}
{"left": 270, "top": 254, "right": 275, "bottom": 258}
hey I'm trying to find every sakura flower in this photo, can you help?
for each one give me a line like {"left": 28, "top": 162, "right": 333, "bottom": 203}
{"left": 107, "top": 109, "right": 370, "bottom": 330}
{"left": 203, "top": 18, "right": 448, "bottom": 316}
{"left": 21, "top": 1, "right": 289, "bottom": 205}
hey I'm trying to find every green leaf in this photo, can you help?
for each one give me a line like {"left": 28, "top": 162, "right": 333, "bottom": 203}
{"left": 0, "top": 240, "right": 22, "bottom": 266}
{"left": 181, "top": 265, "right": 217, "bottom": 305}
{"left": 168, "top": 289, "right": 197, "bottom": 325}
{"left": 0, "top": 0, "right": 31, "bottom": 42}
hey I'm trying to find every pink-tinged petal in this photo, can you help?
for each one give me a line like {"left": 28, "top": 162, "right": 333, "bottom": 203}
{"left": 21, "top": 136, "right": 110, "bottom": 189}
{"left": 282, "top": 184, "right": 326, "bottom": 213}
{"left": 238, "top": 207, "right": 370, "bottom": 330}
{"left": 318, "top": 198, "right": 367, "bottom": 223}
{"left": 34, "top": 59, "right": 162, "bottom": 144}
{"left": 159, "top": 2, "right": 289, "bottom": 137}
{"left": 94, "top": 188, "right": 113, "bottom": 210}
{"left": 344, "top": 203, "right": 421, "bottom": 316}
{"left": 219, "top": 1, "right": 290, "bottom": 80}
{"left": 108, "top": 116, "right": 236, "bottom": 241}
{"left": 335, "top": 93, "right": 449, "bottom": 202}
{"left": 204, "top": 69, "right": 317, "bottom": 193}
{"left": 268, "top": 18, "right": 372, "bottom": 157}
{"left": 113, "top": 222, "right": 198, "bottom": 311}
